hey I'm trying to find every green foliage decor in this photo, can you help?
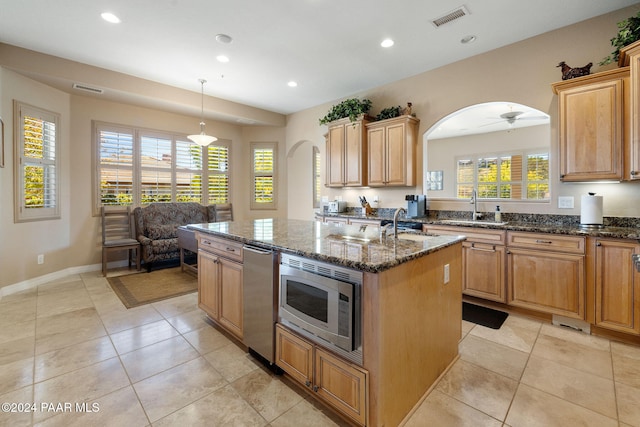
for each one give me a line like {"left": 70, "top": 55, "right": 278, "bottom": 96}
{"left": 376, "top": 106, "right": 402, "bottom": 121}
{"left": 600, "top": 11, "right": 640, "bottom": 65}
{"left": 319, "top": 98, "right": 372, "bottom": 125}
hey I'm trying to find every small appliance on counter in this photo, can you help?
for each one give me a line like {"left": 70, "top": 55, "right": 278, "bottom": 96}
{"left": 328, "top": 200, "right": 347, "bottom": 213}
{"left": 405, "top": 194, "right": 426, "bottom": 218}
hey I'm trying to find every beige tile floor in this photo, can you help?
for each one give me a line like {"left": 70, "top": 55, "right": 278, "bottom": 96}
{"left": 1, "top": 270, "right": 639, "bottom": 427}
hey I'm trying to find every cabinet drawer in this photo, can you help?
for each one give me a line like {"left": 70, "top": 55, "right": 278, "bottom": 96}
{"left": 426, "top": 225, "right": 506, "bottom": 245}
{"left": 197, "top": 235, "right": 243, "bottom": 262}
{"left": 507, "top": 231, "right": 585, "bottom": 254}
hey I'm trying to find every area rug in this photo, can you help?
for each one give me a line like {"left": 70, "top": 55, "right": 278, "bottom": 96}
{"left": 462, "top": 302, "right": 508, "bottom": 329}
{"left": 107, "top": 267, "right": 197, "bottom": 309}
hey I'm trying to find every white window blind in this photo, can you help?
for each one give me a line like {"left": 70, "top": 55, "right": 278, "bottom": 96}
{"left": 207, "top": 144, "right": 229, "bottom": 204}
{"left": 313, "top": 146, "right": 321, "bottom": 208}
{"left": 99, "top": 128, "right": 134, "bottom": 206}
{"left": 251, "top": 142, "right": 276, "bottom": 210}
{"left": 15, "top": 102, "right": 61, "bottom": 222}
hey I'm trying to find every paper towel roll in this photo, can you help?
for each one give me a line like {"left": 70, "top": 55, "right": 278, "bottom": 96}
{"left": 580, "top": 194, "right": 603, "bottom": 225}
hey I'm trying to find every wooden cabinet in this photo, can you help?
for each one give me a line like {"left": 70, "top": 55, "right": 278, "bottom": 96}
{"left": 427, "top": 225, "right": 506, "bottom": 302}
{"left": 620, "top": 40, "right": 640, "bottom": 180}
{"left": 197, "top": 235, "right": 244, "bottom": 339}
{"left": 366, "top": 115, "right": 419, "bottom": 187}
{"left": 594, "top": 239, "right": 640, "bottom": 334}
{"left": 507, "top": 232, "right": 585, "bottom": 319}
{"left": 326, "top": 116, "right": 370, "bottom": 187}
{"left": 276, "top": 324, "right": 368, "bottom": 426}
{"left": 552, "top": 68, "right": 629, "bottom": 181}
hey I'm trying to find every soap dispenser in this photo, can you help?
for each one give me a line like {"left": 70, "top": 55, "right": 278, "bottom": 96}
{"left": 495, "top": 206, "right": 502, "bottom": 223}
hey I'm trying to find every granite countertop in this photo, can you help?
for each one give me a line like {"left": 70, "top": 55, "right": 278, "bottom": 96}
{"left": 317, "top": 211, "right": 640, "bottom": 240}
{"left": 187, "top": 218, "right": 464, "bottom": 273}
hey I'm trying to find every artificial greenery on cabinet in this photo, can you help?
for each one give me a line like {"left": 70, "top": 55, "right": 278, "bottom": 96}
{"left": 318, "top": 98, "right": 372, "bottom": 125}
{"left": 600, "top": 11, "right": 640, "bottom": 65}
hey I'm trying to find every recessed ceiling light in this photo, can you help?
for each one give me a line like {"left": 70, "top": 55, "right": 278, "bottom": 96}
{"left": 216, "top": 55, "right": 230, "bottom": 63}
{"left": 287, "top": 81, "right": 298, "bottom": 88}
{"left": 381, "top": 38, "right": 394, "bottom": 48}
{"left": 461, "top": 35, "right": 477, "bottom": 44}
{"left": 215, "top": 34, "right": 233, "bottom": 44}
{"left": 101, "top": 12, "right": 121, "bottom": 24}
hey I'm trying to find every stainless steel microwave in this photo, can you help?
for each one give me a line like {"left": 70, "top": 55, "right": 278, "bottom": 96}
{"left": 278, "top": 253, "right": 362, "bottom": 364}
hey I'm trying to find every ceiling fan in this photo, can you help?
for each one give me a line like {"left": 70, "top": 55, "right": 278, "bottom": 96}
{"left": 480, "top": 109, "right": 548, "bottom": 128}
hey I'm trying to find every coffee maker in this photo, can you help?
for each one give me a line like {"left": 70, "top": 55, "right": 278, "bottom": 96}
{"left": 405, "top": 195, "right": 426, "bottom": 218}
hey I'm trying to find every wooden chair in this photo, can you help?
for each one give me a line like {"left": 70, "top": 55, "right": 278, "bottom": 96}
{"left": 102, "top": 206, "right": 141, "bottom": 276}
{"left": 214, "top": 203, "right": 233, "bottom": 222}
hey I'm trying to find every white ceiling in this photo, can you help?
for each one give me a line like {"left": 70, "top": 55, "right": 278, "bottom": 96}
{"left": 0, "top": 0, "right": 637, "bottom": 117}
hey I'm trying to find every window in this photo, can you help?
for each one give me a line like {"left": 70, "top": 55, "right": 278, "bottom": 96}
{"left": 95, "top": 122, "right": 230, "bottom": 209}
{"left": 15, "top": 101, "right": 61, "bottom": 222}
{"left": 456, "top": 150, "right": 548, "bottom": 200}
{"left": 251, "top": 142, "right": 276, "bottom": 210}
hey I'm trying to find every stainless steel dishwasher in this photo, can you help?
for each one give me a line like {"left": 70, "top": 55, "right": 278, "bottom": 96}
{"left": 242, "top": 245, "right": 277, "bottom": 364}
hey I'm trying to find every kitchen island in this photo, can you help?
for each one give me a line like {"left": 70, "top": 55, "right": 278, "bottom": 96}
{"left": 188, "top": 218, "right": 464, "bottom": 426}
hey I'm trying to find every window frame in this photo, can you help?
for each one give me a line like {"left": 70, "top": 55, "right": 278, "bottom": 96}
{"left": 14, "top": 101, "right": 61, "bottom": 222}
{"left": 455, "top": 148, "right": 549, "bottom": 201}
{"left": 93, "top": 121, "right": 231, "bottom": 212}
{"left": 250, "top": 141, "right": 277, "bottom": 210}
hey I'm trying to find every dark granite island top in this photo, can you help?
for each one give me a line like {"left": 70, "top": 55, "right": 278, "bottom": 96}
{"left": 187, "top": 218, "right": 464, "bottom": 273}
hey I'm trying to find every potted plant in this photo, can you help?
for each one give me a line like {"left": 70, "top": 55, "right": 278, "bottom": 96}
{"left": 319, "top": 98, "right": 372, "bottom": 125}
{"left": 376, "top": 105, "right": 402, "bottom": 121}
{"left": 600, "top": 11, "right": 640, "bottom": 65}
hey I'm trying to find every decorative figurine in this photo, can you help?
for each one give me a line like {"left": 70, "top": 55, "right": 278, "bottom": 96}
{"left": 557, "top": 61, "right": 593, "bottom": 80}
{"left": 402, "top": 102, "right": 412, "bottom": 116}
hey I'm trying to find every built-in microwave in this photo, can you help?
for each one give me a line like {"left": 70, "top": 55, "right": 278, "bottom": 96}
{"left": 279, "top": 253, "right": 362, "bottom": 365}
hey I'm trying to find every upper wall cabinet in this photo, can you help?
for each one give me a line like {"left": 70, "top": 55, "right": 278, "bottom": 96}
{"left": 552, "top": 67, "right": 629, "bottom": 182}
{"left": 620, "top": 40, "right": 640, "bottom": 180}
{"left": 366, "top": 115, "right": 420, "bottom": 187}
{"left": 326, "top": 116, "right": 370, "bottom": 187}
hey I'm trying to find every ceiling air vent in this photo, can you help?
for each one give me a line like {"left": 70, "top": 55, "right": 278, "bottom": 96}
{"left": 72, "top": 83, "right": 104, "bottom": 94}
{"left": 431, "top": 5, "right": 470, "bottom": 28}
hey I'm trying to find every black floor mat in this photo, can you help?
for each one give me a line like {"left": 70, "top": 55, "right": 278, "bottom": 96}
{"left": 462, "top": 302, "right": 508, "bottom": 329}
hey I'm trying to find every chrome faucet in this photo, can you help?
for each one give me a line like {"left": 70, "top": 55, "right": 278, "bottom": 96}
{"left": 393, "top": 207, "right": 407, "bottom": 238}
{"left": 470, "top": 189, "right": 482, "bottom": 221}
{"left": 379, "top": 223, "right": 393, "bottom": 243}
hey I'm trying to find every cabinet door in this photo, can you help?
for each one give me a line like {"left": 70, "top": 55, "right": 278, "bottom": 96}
{"left": 344, "top": 121, "right": 366, "bottom": 186}
{"left": 315, "top": 347, "right": 367, "bottom": 426}
{"left": 558, "top": 78, "right": 624, "bottom": 181}
{"left": 275, "top": 325, "right": 313, "bottom": 386}
{"left": 326, "top": 125, "right": 345, "bottom": 187}
{"left": 197, "top": 250, "right": 219, "bottom": 320}
{"left": 595, "top": 240, "right": 640, "bottom": 334}
{"left": 367, "top": 126, "right": 385, "bottom": 186}
{"left": 507, "top": 248, "right": 585, "bottom": 319}
{"left": 385, "top": 122, "right": 408, "bottom": 186}
{"left": 463, "top": 242, "right": 506, "bottom": 302}
{"left": 218, "top": 257, "right": 244, "bottom": 339}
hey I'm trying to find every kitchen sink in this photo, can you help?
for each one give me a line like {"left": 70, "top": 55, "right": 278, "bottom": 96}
{"left": 326, "top": 234, "right": 372, "bottom": 243}
{"left": 395, "top": 232, "right": 434, "bottom": 242}
{"left": 439, "top": 219, "right": 508, "bottom": 226}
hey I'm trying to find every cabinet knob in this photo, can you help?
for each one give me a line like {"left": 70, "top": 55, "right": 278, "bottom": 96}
{"left": 596, "top": 242, "right": 602, "bottom": 246}
{"left": 313, "top": 385, "right": 319, "bottom": 392}
{"left": 305, "top": 380, "right": 311, "bottom": 387}
{"left": 631, "top": 171, "right": 638, "bottom": 176}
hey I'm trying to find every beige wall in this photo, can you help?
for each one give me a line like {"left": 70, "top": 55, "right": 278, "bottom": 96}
{"left": 285, "top": 4, "right": 640, "bottom": 220}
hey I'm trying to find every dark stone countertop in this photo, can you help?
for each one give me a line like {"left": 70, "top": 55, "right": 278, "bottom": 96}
{"left": 316, "top": 211, "right": 640, "bottom": 240}
{"left": 187, "top": 218, "right": 464, "bottom": 273}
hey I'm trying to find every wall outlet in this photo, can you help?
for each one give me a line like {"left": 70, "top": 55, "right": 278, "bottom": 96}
{"left": 444, "top": 263, "right": 450, "bottom": 284}
{"left": 558, "top": 196, "right": 574, "bottom": 209}
{"left": 37, "top": 254, "right": 44, "bottom": 265}
{"left": 372, "top": 195, "right": 379, "bottom": 203}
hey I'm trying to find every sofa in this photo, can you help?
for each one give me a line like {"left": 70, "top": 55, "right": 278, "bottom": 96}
{"left": 133, "top": 202, "right": 213, "bottom": 271}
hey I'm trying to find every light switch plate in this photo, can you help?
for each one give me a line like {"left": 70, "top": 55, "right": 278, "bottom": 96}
{"left": 558, "top": 196, "right": 574, "bottom": 209}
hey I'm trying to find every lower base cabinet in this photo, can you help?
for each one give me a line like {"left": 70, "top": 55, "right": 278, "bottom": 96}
{"left": 595, "top": 239, "right": 640, "bottom": 334}
{"left": 275, "top": 324, "right": 368, "bottom": 426}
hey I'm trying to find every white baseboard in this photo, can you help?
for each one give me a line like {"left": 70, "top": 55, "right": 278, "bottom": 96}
{"left": 0, "top": 260, "right": 129, "bottom": 298}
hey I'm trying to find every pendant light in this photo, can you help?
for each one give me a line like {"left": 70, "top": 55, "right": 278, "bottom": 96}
{"left": 188, "top": 79, "right": 217, "bottom": 146}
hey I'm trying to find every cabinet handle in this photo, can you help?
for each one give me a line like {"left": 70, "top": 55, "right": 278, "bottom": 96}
{"left": 596, "top": 242, "right": 602, "bottom": 246}
{"left": 470, "top": 243, "right": 496, "bottom": 252}
{"left": 631, "top": 171, "right": 638, "bottom": 176}
{"left": 535, "top": 239, "right": 553, "bottom": 244}
{"left": 202, "top": 240, "right": 211, "bottom": 245}
{"left": 305, "top": 380, "right": 311, "bottom": 387}
{"left": 313, "top": 385, "right": 319, "bottom": 392}
{"left": 226, "top": 247, "right": 236, "bottom": 252}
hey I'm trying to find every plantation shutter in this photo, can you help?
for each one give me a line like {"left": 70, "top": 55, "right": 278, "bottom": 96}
{"left": 251, "top": 142, "right": 276, "bottom": 209}
{"left": 16, "top": 102, "right": 61, "bottom": 222}
{"left": 98, "top": 128, "right": 134, "bottom": 206}
{"left": 207, "top": 143, "right": 229, "bottom": 204}
{"left": 176, "top": 139, "right": 203, "bottom": 203}
{"left": 140, "top": 135, "right": 172, "bottom": 203}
